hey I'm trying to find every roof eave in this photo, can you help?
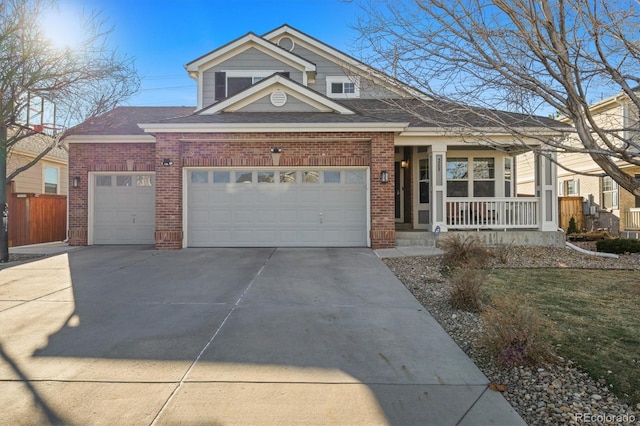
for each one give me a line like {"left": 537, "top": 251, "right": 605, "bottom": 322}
{"left": 400, "top": 126, "right": 567, "bottom": 137}
{"left": 64, "top": 135, "right": 156, "bottom": 143}
{"left": 138, "top": 122, "right": 409, "bottom": 133}
{"left": 185, "top": 32, "right": 316, "bottom": 73}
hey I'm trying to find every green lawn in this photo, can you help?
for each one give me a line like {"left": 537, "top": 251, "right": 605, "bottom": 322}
{"left": 483, "top": 269, "right": 640, "bottom": 405}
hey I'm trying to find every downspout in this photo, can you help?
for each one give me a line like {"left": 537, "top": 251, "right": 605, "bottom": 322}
{"left": 565, "top": 241, "right": 619, "bottom": 259}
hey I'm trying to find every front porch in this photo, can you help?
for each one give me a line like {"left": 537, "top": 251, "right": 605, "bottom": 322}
{"left": 392, "top": 144, "right": 560, "bottom": 244}
{"left": 625, "top": 208, "right": 640, "bottom": 231}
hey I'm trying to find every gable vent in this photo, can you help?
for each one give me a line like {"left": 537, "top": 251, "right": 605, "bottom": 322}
{"left": 270, "top": 90, "right": 288, "bottom": 107}
{"left": 277, "top": 36, "right": 295, "bottom": 52}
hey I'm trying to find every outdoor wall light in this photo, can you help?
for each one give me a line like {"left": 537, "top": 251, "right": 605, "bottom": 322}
{"left": 162, "top": 158, "right": 173, "bottom": 166}
{"left": 401, "top": 160, "right": 409, "bottom": 168}
{"left": 72, "top": 176, "right": 80, "bottom": 188}
{"left": 271, "top": 147, "right": 282, "bottom": 166}
{"left": 380, "top": 170, "right": 389, "bottom": 183}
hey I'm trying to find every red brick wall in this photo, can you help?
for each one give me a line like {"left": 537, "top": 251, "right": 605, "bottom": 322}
{"left": 67, "top": 143, "right": 155, "bottom": 245}
{"left": 69, "top": 132, "right": 396, "bottom": 249}
{"left": 155, "top": 134, "right": 183, "bottom": 249}
{"left": 369, "top": 133, "right": 396, "bottom": 248}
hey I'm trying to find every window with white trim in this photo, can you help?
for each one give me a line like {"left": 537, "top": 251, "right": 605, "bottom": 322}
{"left": 623, "top": 102, "right": 640, "bottom": 145}
{"left": 326, "top": 76, "right": 360, "bottom": 98}
{"left": 504, "top": 157, "right": 512, "bottom": 197}
{"left": 44, "top": 166, "right": 58, "bottom": 194}
{"left": 472, "top": 157, "right": 495, "bottom": 197}
{"left": 214, "top": 70, "right": 288, "bottom": 100}
{"left": 565, "top": 179, "right": 580, "bottom": 196}
{"left": 446, "top": 158, "right": 469, "bottom": 197}
{"left": 601, "top": 176, "right": 618, "bottom": 209}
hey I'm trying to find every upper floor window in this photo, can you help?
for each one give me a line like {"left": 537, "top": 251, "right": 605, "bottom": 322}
{"left": 326, "top": 76, "right": 360, "bottom": 99}
{"left": 623, "top": 103, "right": 640, "bottom": 146}
{"left": 215, "top": 70, "right": 289, "bottom": 101}
{"left": 44, "top": 166, "right": 58, "bottom": 194}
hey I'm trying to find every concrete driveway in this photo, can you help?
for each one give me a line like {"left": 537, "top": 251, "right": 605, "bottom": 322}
{"left": 0, "top": 246, "right": 524, "bottom": 425}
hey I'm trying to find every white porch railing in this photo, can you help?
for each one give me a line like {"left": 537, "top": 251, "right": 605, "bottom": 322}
{"left": 625, "top": 208, "right": 640, "bottom": 230}
{"left": 446, "top": 198, "right": 540, "bottom": 229}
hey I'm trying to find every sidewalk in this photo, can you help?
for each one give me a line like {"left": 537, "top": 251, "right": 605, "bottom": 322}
{"left": 375, "top": 246, "right": 444, "bottom": 258}
{"left": 8, "top": 241, "right": 81, "bottom": 257}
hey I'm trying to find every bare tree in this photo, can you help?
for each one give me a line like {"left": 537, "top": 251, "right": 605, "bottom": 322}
{"left": 353, "top": 0, "right": 640, "bottom": 195}
{"left": 0, "top": 0, "right": 140, "bottom": 261}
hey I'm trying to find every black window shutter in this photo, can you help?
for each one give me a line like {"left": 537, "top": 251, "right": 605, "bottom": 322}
{"left": 214, "top": 72, "right": 226, "bottom": 101}
{"left": 279, "top": 72, "right": 290, "bottom": 78}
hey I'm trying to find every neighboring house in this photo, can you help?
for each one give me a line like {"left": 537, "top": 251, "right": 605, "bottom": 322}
{"left": 5, "top": 132, "right": 69, "bottom": 247}
{"left": 64, "top": 24, "right": 563, "bottom": 250}
{"left": 517, "top": 93, "right": 640, "bottom": 235}
{"left": 7, "top": 133, "right": 68, "bottom": 195}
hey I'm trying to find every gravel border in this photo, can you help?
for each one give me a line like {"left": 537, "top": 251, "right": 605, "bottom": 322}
{"left": 383, "top": 247, "right": 639, "bottom": 425}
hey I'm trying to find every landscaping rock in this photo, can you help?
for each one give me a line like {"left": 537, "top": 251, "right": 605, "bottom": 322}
{"left": 383, "top": 247, "right": 639, "bottom": 425}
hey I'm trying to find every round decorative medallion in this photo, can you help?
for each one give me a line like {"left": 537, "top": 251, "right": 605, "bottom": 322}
{"left": 270, "top": 90, "right": 287, "bottom": 107}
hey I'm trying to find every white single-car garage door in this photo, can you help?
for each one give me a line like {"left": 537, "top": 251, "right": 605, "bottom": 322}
{"left": 92, "top": 173, "right": 155, "bottom": 244}
{"left": 187, "top": 168, "right": 368, "bottom": 247}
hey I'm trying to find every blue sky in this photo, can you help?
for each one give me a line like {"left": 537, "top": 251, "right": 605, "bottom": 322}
{"left": 53, "top": 0, "right": 364, "bottom": 107}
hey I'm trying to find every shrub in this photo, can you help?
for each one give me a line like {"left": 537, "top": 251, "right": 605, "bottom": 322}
{"left": 492, "top": 243, "right": 513, "bottom": 264}
{"left": 567, "top": 216, "right": 579, "bottom": 235}
{"left": 596, "top": 238, "right": 640, "bottom": 254}
{"left": 481, "top": 294, "right": 554, "bottom": 367}
{"left": 449, "top": 266, "right": 484, "bottom": 312}
{"left": 439, "top": 234, "right": 490, "bottom": 270}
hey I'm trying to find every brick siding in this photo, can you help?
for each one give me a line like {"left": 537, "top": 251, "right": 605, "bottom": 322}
{"left": 68, "top": 132, "right": 396, "bottom": 249}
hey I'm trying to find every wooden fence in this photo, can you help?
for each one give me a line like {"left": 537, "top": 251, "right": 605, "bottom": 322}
{"left": 8, "top": 193, "right": 67, "bottom": 247}
{"left": 558, "top": 196, "right": 584, "bottom": 232}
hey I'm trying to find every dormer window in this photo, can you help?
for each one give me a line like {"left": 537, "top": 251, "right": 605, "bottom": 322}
{"left": 326, "top": 76, "right": 360, "bottom": 99}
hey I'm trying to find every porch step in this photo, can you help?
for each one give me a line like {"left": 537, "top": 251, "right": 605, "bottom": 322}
{"left": 395, "top": 231, "right": 437, "bottom": 247}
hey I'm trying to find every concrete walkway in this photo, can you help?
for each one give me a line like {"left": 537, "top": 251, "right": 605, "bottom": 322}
{"left": 0, "top": 245, "right": 523, "bottom": 425}
{"left": 375, "top": 246, "right": 444, "bottom": 258}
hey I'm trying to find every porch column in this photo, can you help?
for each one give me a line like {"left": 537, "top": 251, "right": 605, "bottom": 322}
{"left": 535, "top": 151, "right": 558, "bottom": 231}
{"left": 429, "top": 146, "right": 448, "bottom": 232}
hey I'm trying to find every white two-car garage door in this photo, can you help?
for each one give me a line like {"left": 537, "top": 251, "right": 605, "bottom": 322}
{"left": 92, "top": 173, "right": 155, "bottom": 244}
{"left": 186, "top": 169, "right": 368, "bottom": 247}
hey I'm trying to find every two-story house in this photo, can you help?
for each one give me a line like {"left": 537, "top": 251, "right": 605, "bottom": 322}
{"left": 64, "top": 25, "right": 564, "bottom": 249}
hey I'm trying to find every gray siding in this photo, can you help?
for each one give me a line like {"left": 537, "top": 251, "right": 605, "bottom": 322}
{"left": 237, "top": 94, "right": 322, "bottom": 112}
{"left": 291, "top": 45, "right": 398, "bottom": 99}
{"left": 200, "top": 43, "right": 400, "bottom": 107}
{"left": 202, "top": 47, "right": 303, "bottom": 106}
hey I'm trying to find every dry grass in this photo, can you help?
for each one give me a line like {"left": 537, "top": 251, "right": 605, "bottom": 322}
{"left": 449, "top": 266, "right": 484, "bottom": 312}
{"left": 484, "top": 269, "right": 640, "bottom": 405}
{"left": 438, "top": 234, "right": 490, "bottom": 270}
{"left": 481, "top": 293, "right": 555, "bottom": 367}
